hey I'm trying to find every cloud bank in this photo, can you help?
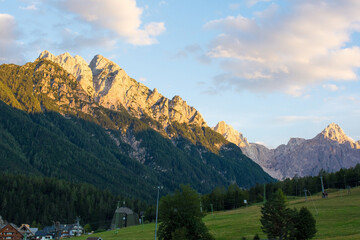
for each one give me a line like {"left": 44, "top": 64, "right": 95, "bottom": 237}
{"left": 60, "top": 0, "right": 165, "bottom": 45}
{"left": 0, "top": 13, "right": 23, "bottom": 64}
{"left": 205, "top": 0, "right": 360, "bottom": 96}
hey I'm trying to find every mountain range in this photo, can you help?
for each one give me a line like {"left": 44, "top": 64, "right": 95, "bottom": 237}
{"left": 214, "top": 121, "right": 360, "bottom": 179}
{"left": 0, "top": 51, "right": 273, "bottom": 200}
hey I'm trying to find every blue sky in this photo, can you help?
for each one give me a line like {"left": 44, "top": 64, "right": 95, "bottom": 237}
{"left": 1, "top": 0, "right": 360, "bottom": 148}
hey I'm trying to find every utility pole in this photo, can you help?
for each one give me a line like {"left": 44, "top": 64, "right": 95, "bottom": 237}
{"left": 304, "top": 188, "right": 307, "bottom": 201}
{"left": 199, "top": 194, "right": 203, "bottom": 213}
{"left": 75, "top": 216, "right": 80, "bottom": 236}
{"left": 154, "top": 186, "right": 162, "bottom": 240}
{"left": 320, "top": 175, "right": 325, "bottom": 195}
{"left": 210, "top": 204, "right": 213, "bottom": 216}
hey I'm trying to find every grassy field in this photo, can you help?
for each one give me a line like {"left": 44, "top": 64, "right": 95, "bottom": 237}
{"left": 73, "top": 187, "right": 360, "bottom": 240}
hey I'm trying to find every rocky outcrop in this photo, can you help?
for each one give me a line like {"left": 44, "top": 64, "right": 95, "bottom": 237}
{"left": 39, "top": 51, "right": 94, "bottom": 96}
{"left": 214, "top": 121, "right": 360, "bottom": 180}
{"left": 32, "top": 59, "right": 94, "bottom": 114}
{"left": 38, "top": 51, "right": 206, "bottom": 128}
{"left": 213, "top": 121, "right": 249, "bottom": 148}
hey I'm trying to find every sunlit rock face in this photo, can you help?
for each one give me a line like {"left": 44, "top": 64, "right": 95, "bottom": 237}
{"left": 213, "top": 121, "right": 250, "bottom": 148}
{"left": 214, "top": 121, "right": 360, "bottom": 180}
{"left": 38, "top": 51, "right": 207, "bottom": 128}
{"left": 39, "top": 51, "right": 94, "bottom": 96}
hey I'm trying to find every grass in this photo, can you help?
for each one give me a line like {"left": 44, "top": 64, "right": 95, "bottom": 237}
{"left": 73, "top": 187, "right": 360, "bottom": 239}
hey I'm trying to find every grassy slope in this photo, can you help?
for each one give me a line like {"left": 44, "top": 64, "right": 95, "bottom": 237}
{"left": 73, "top": 187, "right": 360, "bottom": 240}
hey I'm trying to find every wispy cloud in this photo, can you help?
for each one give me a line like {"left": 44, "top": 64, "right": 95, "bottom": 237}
{"left": 172, "top": 44, "right": 203, "bottom": 59}
{"left": 322, "top": 84, "right": 339, "bottom": 92}
{"left": 205, "top": 0, "right": 360, "bottom": 96}
{"left": 58, "top": 0, "right": 165, "bottom": 46}
{"left": 20, "top": 4, "right": 38, "bottom": 11}
{"left": 247, "top": 0, "right": 271, "bottom": 7}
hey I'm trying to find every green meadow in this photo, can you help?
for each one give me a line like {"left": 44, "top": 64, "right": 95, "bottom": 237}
{"left": 74, "top": 187, "right": 360, "bottom": 240}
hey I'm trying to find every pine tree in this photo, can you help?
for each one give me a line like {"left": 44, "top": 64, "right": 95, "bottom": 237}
{"left": 293, "top": 207, "right": 317, "bottom": 240}
{"left": 260, "top": 189, "right": 294, "bottom": 240}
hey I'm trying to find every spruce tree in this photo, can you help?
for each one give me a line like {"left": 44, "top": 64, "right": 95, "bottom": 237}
{"left": 294, "top": 207, "right": 317, "bottom": 240}
{"left": 260, "top": 189, "right": 294, "bottom": 240}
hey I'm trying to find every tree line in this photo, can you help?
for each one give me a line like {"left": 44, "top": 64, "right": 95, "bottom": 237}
{"left": 202, "top": 163, "right": 360, "bottom": 211}
{"left": 0, "top": 174, "right": 148, "bottom": 230}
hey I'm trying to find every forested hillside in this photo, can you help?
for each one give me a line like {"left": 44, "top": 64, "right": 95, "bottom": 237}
{"left": 0, "top": 59, "right": 273, "bottom": 202}
{"left": 0, "top": 174, "right": 147, "bottom": 230}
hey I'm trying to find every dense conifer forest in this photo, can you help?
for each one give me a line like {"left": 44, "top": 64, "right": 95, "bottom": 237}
{"left": 0, "top": 60, "right": 273, "bottom": 203}
{"left": 0, "top": 174, "right": 148, "bottom": 230}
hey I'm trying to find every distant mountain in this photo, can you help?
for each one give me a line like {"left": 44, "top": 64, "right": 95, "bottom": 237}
{"left": 214, "top": 122, "right": 360, "bottom": 179}
{"left": 0, "top": 51, "right": 273, "bottom": 200}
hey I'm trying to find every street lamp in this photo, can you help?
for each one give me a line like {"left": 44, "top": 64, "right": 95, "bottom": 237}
{"left": 154, "top": 186, "right": 163, "bottom": 240}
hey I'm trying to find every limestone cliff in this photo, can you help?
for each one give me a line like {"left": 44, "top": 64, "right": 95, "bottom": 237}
{"left": 38, "top": 51, "right": 94, "bottom": 96}
{"left": 38, "top": 51, "right": 206, "bottom": 128}
{"left": 214, "top": 121, "right": 360, "bottom": 179}
{"left": 213, "top": 121, "right": 249, "bottom": 148}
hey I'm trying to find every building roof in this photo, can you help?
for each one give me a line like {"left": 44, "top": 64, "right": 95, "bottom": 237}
{"left": 115, "top": 207, "right": 134, "bottom": 215}
{"left": 0, "top": 223, "right": 24, "bottom": 236}
{"left": 29, "top": 228, "right": 38, "bottom": 234}
{"left": 19, "top": 224, "right": 37, "bottom": 235}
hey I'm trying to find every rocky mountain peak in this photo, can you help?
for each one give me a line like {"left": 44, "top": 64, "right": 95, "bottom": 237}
{"left": 213, "top": 121, "right": 249, "bottom": 147}
{"left": 213, "top": 122, "right": 360, "bottom": 180}
{"left": 38, "top": 50, "right": 94, "bottom": 96}
{"left": 319, "top": 123, "right": 355, "bottom": 145}
{"left": 38, "top": 50, "right": 55, "bottom": 60}
{"left": 90, "top": 54, "right": 118, "bottom": 72}
{"left": 38, "top": 50, "right": 206, "bottom": 129}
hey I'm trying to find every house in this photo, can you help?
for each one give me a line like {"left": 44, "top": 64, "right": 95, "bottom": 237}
{"left": 110, "top": 206, "right": 139, "bottom": 230}
{"left": 35, "top": 223, "right": 83, "bottom": 240}
{"left": 0, "top": 224, "right": 24, "bottom": 240}
{"left": 69, "top": 224, "right": 83, "bottom": 236}
{"left": 34, "top": 230, "right": 53, "bottom": 240}
{"left": 19, "top": 224, "right": 38, "bottom": 239}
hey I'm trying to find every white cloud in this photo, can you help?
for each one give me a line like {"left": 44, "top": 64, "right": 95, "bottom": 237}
{"left": 0, "top": 13, "right": 23, "bottom": 64}
{"left": 247, "top": 0, "right": 271, "bottom": 7}
{"left": 205, "top": 0, "right": 360, "bottom": 96}
{"left": 60, "top": 0, "right": 165, "bottom": 45}
{"left": 322, "top": 84, "right": 339, "bottom": 92}
{"left": 20, "top": 4, "right": 38, "bottom": 11}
